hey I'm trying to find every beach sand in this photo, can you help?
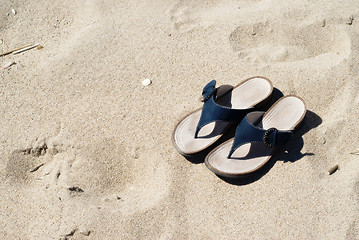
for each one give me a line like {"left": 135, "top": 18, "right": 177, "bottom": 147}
{"left": 1, "top": 0, "right": 359, "bottom": 239}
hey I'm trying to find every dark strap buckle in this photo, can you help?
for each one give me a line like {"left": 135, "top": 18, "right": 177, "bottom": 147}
{"left": 263, "top": 127, "right": 277, "bottom": 148}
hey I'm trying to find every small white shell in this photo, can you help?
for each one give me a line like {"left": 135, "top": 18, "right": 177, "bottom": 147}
{"left": 11, "top": 9, "right": 16, "bottom": 15}
{"left": 142, "top": 78, "right": 152, "bottom": 86}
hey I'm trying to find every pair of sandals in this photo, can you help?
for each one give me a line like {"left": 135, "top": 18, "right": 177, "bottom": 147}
{"left": 172, "top": 77, "right": 307, "bottom": 178}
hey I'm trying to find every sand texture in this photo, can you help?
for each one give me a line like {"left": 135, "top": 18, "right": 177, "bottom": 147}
{"left": 1, "top": 0, "right": 359, "bottom": 239}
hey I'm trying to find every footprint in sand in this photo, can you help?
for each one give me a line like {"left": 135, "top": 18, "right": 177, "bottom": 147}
{"left": 6, "top": 135, "right": 171, "bottom": 217}
{"left": 63, "top": 139, "right": 135, "bottom": 194}
{"left": 5, "top": 137, "right": 56, "bottom": 185}
{"left": 58, "top": 139, "right": 172, "bottom": 216}
{"left": 169, "top": 2, "right": 197, "bottom": 32}
{"left": 229, "top": 20, "right": 351, "bottom": 66}
{"left": 169, "top": 0, "right": 242, "bottom": 32}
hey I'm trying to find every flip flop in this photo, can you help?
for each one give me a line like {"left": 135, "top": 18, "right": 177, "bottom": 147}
{"left": 172, "top": 76, "right": 273, "bottom": 156}
{"left": 205, "top": 95, "right": 307, "bottom": 177}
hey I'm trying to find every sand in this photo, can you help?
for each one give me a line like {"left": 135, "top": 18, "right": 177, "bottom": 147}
{"left": 1, "top": 0, "right": 359, "bottom": 239}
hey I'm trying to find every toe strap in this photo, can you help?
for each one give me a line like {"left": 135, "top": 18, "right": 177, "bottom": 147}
{"left": 228, "top": 112, "right": 293, "bottom": 158}
{"left": 195, "top": 80, "right": 253, "bottom": 138}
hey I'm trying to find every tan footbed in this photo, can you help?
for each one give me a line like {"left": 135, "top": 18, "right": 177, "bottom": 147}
{"left": 172, "top": 77, "right": 273, "bottom": 155}
{"left": 205, "top": 95, "right": 307, "bottom": 177}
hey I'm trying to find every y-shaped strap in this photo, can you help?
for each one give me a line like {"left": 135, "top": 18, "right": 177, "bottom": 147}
{"left": 228, "top": 112, "right": 293, "bottom": 158}
{"left": 195, "top": 80, "right": 253, "bottom": 138}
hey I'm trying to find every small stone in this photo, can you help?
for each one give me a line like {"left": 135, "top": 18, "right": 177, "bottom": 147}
{"left": 80, "top": 230, "right": 91, "bottom": 236}
{"left": 328, "top": 164, "right": 339, "bottom": 175}
{"left": 142, "top": 78, "right": 152, "bottom": 86}
{"left": 11, "top": 9, "right": 16, "bottom": 15}
{"left": 346, "top": 16, "right": 354, "bottom": 25}
{"left": 134, "top": 147, "right": 140, "bottom": 159}
{"left": 68, "top": 186, "right": 84, "bottom": 192}
{"left": 321, "top": 19, "right": 326, "bottom": 27}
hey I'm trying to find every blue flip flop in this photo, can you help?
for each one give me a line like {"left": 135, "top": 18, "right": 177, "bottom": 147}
{"left": 172, "top": 77, "right": 273, "bottom": 156}
{"left": 205, "top": 95, "right": 307, "bottom": 177}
